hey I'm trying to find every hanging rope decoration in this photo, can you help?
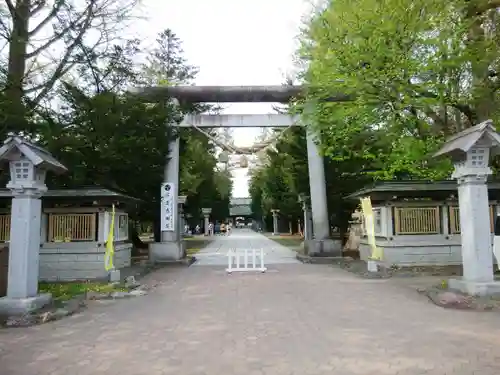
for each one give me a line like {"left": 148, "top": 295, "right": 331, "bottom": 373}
{"left": 190, "top": 121, "right": 294, "bottom": 169}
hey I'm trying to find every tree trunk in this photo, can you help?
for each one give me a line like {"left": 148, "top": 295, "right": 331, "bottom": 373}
{"left": 6, "top": 0, "right": 30, "bottom": 130}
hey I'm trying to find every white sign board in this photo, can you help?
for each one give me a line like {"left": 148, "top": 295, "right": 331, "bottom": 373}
{"left": 160, "top": 182, "right": 176, "bottom": 231}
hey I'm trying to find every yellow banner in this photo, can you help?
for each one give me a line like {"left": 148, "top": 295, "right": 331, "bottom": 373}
{"left": 360, "top": 197, "right": 383, "bottom": 260}
{"left": 104, "top": 204, "right": 116, "bottom": 271}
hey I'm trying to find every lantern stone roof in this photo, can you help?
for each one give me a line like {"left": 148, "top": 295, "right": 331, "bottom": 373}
{"left": 434, "top": 119, "right": 500, "bottom": 161}
{"left": 0, "top": 134, "right": 67, "bottom": 174}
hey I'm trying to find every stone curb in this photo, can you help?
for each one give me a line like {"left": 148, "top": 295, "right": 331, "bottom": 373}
{"left": 296, "top": 253, "right": 344, "bottom": 264}
{"left": 418, "top": 286, "right": 500, "bottom": 311}
{"left": 1, "top": 279, "right": 151, "bottom": 329}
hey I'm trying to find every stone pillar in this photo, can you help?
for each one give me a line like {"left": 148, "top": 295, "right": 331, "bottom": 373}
{"left": 149, "top": 108, "right": 184, "bottom": 262}
{"left": 185, "top": 213, "right": 192, "bottom": 234}
{"left": 161, "top": 137, "right": 180, "bottom": 243}
{"left": 7, "top": 189, "right": 44, "bottom": 299}
{"left": 0, "top": 188, "right": 53, "bottom": 314}
{"left": 305, "top": 130, "right": 341, "bottom": 256}
{"left": 433, "top": 119, "right": 500, "bottom": 295}
{"left": 306, "top": 131, "right": 329, "bottom": 239}
{"left": 299, "top": 195, "right": 313, "bottom": 241}
{"left": 304, "top": 208, "right": 313, "bottom": 239}
{"left": 178, "top": 196, "right": 186, "bottom": 240}
{"left": 305, "top": 208, "right": 313, "bottom": 241}
{"left": 202, "top": 208, "right": 212, "bottom": 236}
{"left": 271, "top": 209, "right": 280, "bottom": 235}
{"left": 0, "top": 134, "right": 67, "bottom": 316}
{"left": 455, "top": 175, "right": 493, "bottom": 283}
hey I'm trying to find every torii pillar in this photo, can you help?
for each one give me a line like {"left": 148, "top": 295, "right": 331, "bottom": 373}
{"left": 305, "top": 130, "right": 341, "bottom": 256}
{"left": 149, "top": 101, "right": 185, "bottom": 262}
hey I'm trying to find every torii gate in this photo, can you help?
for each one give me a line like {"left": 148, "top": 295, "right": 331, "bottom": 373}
{"left": 130, "top": 85, "right": 349, "bottom": 261}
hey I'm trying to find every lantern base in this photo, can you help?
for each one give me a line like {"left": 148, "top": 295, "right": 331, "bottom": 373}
{"left": 448, "top": 278, "right": 500, "bottom": 296}
{"left": 0, "top": 293, "right": 52, "bottom": 316}
{"left": 305, "top": 239, "right": 342, "bottom": 257}
{"left": 149, "top": 241, "right": 185, "bottom": 263}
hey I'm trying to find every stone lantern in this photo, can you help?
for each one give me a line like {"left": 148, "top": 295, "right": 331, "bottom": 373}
{"left": 434, "top": 119, "right": 500, "bottom": 296}
{"left": 202, "top": 208, "right": 212, "bottom": 236}
{"left": 0, "top": 134, "right": 67, "bottom": 315}
{"left": 178, "top": 195, "right": 187, "bottom": 237}
{"left": 271, "top": 209, "right": 280, "bottom": 235}
{"left": 298, "top": 194, "right": 312, "bottom": 241}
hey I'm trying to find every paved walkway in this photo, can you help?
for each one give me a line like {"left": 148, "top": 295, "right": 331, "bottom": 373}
{"left": 1, "top": 231, "right": 500, "bottom": 374}
{"left": 192, "top": 229, "right": 299, "bottom": 266}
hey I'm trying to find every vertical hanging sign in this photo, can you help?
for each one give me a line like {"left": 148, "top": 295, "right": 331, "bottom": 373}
{"left": 161, "top": 182, "right": 176, "bottom": 231}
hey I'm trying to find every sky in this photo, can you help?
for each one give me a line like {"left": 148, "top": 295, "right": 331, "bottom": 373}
{"left": 138, "top": 0, "right": 311, "bottom": 197}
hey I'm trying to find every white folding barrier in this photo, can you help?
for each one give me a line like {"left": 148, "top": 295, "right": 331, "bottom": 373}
{"left": 226, "top": 248, "right": 267, "bottom": 273}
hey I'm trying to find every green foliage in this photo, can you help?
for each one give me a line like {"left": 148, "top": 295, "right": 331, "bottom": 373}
{"left": 0, "top": 0, "right": 139, "bottom": 133}
{"left": 144, "top": 29, "right": 231, "bottom": 222}
{"left": 252, "top": 0, "right": 500, "bottom": 234}
{"left": 301, "top": 1, "right": 450, "bottom": 180}
{"left": 38, "top": 282, "right": 127, "bottom": 301}
{"left": 249, "top": 127, "right": 308, "bottom": 229}
{"left": 0, "top": 24, "right": 230, "bottom": 226}
{"left": 43, "top": 86, "right": 178, "bottom": 221}
{"left": 180, "top": 128, "right": 233, "bottom": 222}
{"left": 298, "top": 0, "right": 500, "bottom": 183}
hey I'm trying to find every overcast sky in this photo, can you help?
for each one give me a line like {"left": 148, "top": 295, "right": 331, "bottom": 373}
{"left": 138, "top": 0, "right": 310, "bottom": 197}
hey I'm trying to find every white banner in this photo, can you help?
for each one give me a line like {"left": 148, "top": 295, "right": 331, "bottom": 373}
{"left": 160, "top": 182, "right": 176, "bottom": 231}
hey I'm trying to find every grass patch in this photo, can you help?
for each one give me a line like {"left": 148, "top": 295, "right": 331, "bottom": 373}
{"left": 185, "top": 237, "right": 212, "bottom": 256}
{"left": 38, "top": 282, "right": 127, "bottom": 301}
{"left": 269, "top": 236, "right": 303, "bottom": 250}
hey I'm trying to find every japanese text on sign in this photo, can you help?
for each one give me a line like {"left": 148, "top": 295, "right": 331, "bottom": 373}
{"left": 160, "top": 182, "right": 176, "bottom": 231}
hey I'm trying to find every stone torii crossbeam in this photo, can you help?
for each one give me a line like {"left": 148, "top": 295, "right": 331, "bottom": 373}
{"left": 129, "top": 85, "right": 349, "bottom": 260}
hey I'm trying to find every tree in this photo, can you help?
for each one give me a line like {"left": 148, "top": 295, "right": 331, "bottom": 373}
{"left": 0, "top": 0, "right": 139, "bottom": 134}
{"left": 283, "top": 0, "right": 500, "bottom": 238}
{"left": 249, "top": 120, "right": 376, "bottom": 237}
{"left": 142, "top": 29, "right": 199, "bottom": 86}
{"left": 142, "top": 29, "right": 232, "bottom": 225}
{"left": 248, "top": 127, "right": 309, "bottom": 233}
{"left": 297, "top": 0, "right": 500, "bottom": 182}
{"left": 45, "top": 86, "right": 177, "bottom": 222}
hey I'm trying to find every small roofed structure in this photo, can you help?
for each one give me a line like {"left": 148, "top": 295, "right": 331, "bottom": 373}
{"left": 0, "top": 187, "right": 140, "bottom": 285}
{"left": 345, "top": 180, "right": 500, "bottom": 266}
